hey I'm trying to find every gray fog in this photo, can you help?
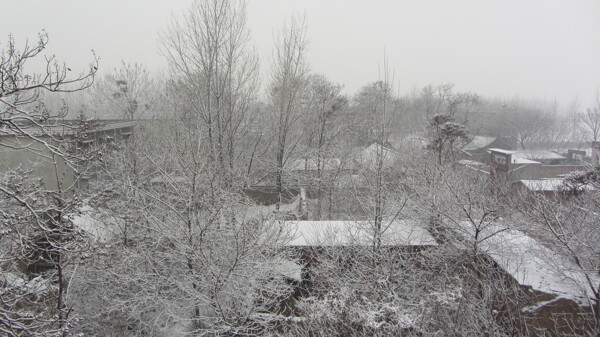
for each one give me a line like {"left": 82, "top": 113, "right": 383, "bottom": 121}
{"left": 1, "top": 0, "right": 599, "bottom": 106}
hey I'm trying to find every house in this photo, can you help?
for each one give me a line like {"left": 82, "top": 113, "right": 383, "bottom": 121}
{"left": 461, "top": 135, "right": 517, "bottom": 163}
{"left": 355, "top": 143, "right": 399, "bottom": 170}
{"left": 511, "top": 178, "right": 593, "bottom": 204}
{"left": 512, "top": 149, "right": 567, "bottom": 165}
{"left": 457, "top": 221, "right": 597, "bottom": 335}
{"left": 513, "top": 178, "right": 567, "bottom": 197}
{"left": 488, "top": 148, "right": 587, "bottom": 183}
{"left": 489, "top": 148, "right": 541, "bottom": 182}
{"left": 0, "top": 119, "right": 135, "bottom": 189}
{"left": 277, "top": 219, "right": 438, "bottom": 310}
{"left": 285, "top": 157, "right": 345, "bottom": 187}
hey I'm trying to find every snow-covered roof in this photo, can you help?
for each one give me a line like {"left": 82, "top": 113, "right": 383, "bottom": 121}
{"left": 519, "top": 179, "right": 565, "bottom": 191}
{"left": 457, "top": 159, "right": 486, "bottom": 167}
{"left": 512, "top": 150, "right": 566, "bottom": 161}
{"left": 458, "top": 222, "right": 597, "bottom": 303}
{"left": 284, "top": 220, "right": 437, "bottom": 247}
{"left": 463, "top": 136, "right": 497, "bottom": 151}
{"left": 357, "top": 143, "right": 398, "bottom": 170}
{"left": 519, "top": 178, "right": 594, "bottom": 192}
{"left": 512, "top": 157, "right": 540, "bottom": 164}
{"left": 488, "top": 148, "right": 515, "bottom": 155}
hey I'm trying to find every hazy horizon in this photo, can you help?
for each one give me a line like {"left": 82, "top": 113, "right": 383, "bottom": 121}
{"left": 1, "top": 0, "right": 599, "bottom": 108}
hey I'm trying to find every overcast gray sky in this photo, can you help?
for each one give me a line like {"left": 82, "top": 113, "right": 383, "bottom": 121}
{"left": 1, "top": 0, "right": 599, "bottom": 108}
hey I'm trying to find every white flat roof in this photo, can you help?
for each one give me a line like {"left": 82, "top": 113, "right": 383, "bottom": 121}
{"left": 512, "top": 158, "right": 540, "bottom": 164}
{"left": 520, "top": 178, "right": 593, "bottom": 192}
{"left": 520, "top": 179, "right": 564, "bottom": 191}
{"left": 488, "top": 148, "right": 515, "bottom": 155}
{"left": 283, "top": 220, "right": 437, "bottom": 247}
{"left": 513, "top": 150, "right": 566, "bottom": 161}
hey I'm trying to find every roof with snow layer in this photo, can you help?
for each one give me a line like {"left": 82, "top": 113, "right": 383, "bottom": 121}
{"left": 457, "top": 221, "right": 597, "bottom": 304}
{"left": 283, "top": 220, "right": 437, "bottom": 247}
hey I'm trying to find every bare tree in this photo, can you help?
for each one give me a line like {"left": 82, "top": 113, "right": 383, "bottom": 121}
{"left": 341, "top": 58, "right": 400, "bottom": 252}
{"left": 0, "top": 31, "right": 97, "bottom": 336}
{"left": 580, "top": 91, "right": 600, "bottom": 143}
{"left": 426, "top": 113, "right": 469, "bottom": 166}
{"left": 502, "top": 101, "right": 556, "bottom": 150}
{"left": 1, "top": 31, "right": 97, "bottom": 162}
{"left": 61, "top": 2, "right": 299, "bottom": 334}
{"left": 421, "top": 84, "right": 452, "bottom": 119}
{"left": 269, "top": 15, "right": 310, "bottom": 210}
{"left": 68, "top": 113, "right": 298, "bottom": 335}
{"left": 302, "top": 74, "right": 347, "bottom": 219}
{"left": 93, "top": 61, "right": 155, "bottom": 120}
{"left": 161, "top": 0, "right": 259, "bottom": 189}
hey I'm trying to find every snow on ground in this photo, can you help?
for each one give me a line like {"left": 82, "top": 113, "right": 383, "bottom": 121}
{"left": 269, "top": 257, "right": 303, "bottom": 282}
{"left": 70, "top": 205, "right": 100, "bottom": 236}
{"left": 459, "top": 221, "right": 597, "bottom": 304}
{"left": 1, "top": 272, "right": 51, "bottom": 297}
{"left": 69, "top": 204, "right": 113, "bottom": 242}
{"left": 283, "top": 220, "right": 437, "bottom": 247}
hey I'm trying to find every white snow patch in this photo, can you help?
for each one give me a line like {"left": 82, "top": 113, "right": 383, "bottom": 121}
{"left": 463, "top": 136, "right": 497, "bottom": 151}
{"left": 512, "top": 150, "right": 566, "bottom": 161}
{"left": 69, "top": 204, "right": 110, "bottom": 241}
{"left": 459, "top": 222, "right": 597, "bottom": 304}
{"left": 520, "top": 178, "right": 594, "bottom": 192}
{"left": 270, "top": 258, "right": 303, "bottom": 282}
{"left": 1, "top": 272, "right": 50, "bottom": 297}
{"left": 357, "top": 143, "right": 399, "bottom": 170}
{"left": 284, "top": 220, "right": 437, "bottom": 247}
{"left": 521, "top": 298, "right": 562, "bottom": 313}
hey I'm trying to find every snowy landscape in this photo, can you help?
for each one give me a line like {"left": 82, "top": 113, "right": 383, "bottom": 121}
{"left": 1, "top": 0, "right": 600, "bottom": 336}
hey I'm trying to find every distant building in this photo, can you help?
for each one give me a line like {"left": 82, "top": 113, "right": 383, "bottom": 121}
{"left": 566, "top": 149, "right": 587, "bottom": 164}
{"left": 488, "top": 148, "right": 587, "bottom": 183}
{"left": 355, "top": 143, "right": 399, "bottom": 170}
{"left": 489, "top": 148, "right": 540, "bottom": 182}
{"left": 512, "top": 149, "right": 566, "bottom": 165}
{"left": 281, "top": 219, "right": 438, "bottom": 301}
{"left": 0, "top": 120, "right": 135, "bottom": 189}
{"left": 511, "top": 177, "right": 593, "bottom": 204}
{"left": 460, "top": 135, "right": 517, "bottom": 163}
